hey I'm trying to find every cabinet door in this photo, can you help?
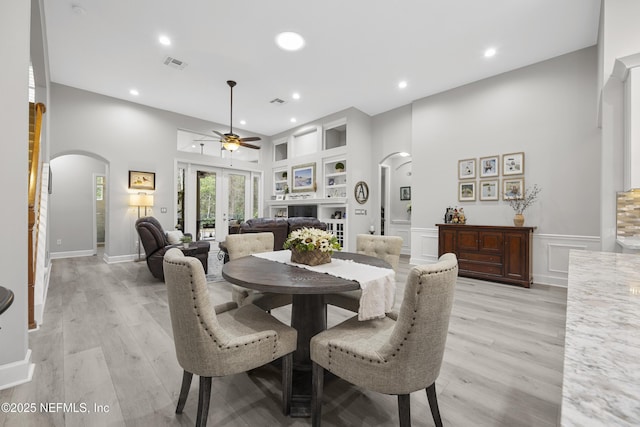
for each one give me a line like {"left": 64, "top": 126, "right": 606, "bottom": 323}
{"left": 439, "top": 229, "right": 457, "bottom": 255}
{"left": 457, "top": 230, "right": 479, "bottom": 251}
{"left": 478, "top": 231, "right": 503, "bottom": 253}
{"left": 504, "top": 231, "right": 530, "bottom": 282}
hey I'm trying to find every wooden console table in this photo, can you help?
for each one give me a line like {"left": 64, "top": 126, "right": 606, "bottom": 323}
{"left": 437, "top": 224, "right": 535, "bottom": 287}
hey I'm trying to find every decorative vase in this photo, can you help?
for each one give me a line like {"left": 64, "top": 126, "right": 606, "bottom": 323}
{"left": 183, "top": 242, "right": 190, "bottom": 249}
{"left": 513, "top": 213, "right": 525, "bottom": 227}
{"left": 290, "top": 247, "right": 331, "bottom": 266}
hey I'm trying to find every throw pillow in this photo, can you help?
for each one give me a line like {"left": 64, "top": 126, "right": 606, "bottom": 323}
{"left": 166, "top": 230, "right": 184, "bottom": 245}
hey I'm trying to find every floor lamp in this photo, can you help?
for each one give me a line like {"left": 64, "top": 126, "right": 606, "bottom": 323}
{"left": 130, "top": 193, "right": 154, "bottom": 261}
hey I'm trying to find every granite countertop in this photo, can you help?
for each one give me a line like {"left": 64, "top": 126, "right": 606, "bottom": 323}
{"left": 616, "top": 236, "right": 640, "bottom": 249}
{"left": 562, "top": 250, "right": 640, "bottom": 426}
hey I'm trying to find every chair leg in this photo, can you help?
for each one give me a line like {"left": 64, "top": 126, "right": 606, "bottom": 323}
{"left": 176, "top": 370, "right": 193, "bottom": 414}
{"left": 397, "top": 394, "right": 411, "bottom": 427}
{"left": 196, "top": 376, "right": 212, "bottom": 427}
{"left": 426, "top": 383, "right": 443, "bottom": 427}
{"left": 281, "top": 353, "right": 293, "bottom": 415}
{"left": 311, "top": 362, "right": 324, "bottom": 427}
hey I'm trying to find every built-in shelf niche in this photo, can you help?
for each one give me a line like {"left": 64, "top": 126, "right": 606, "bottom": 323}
{"left": 274, "top": 139, "right": 288, "bottom": 162}
{"left": 324, "top": 120, "right": 347, "bottom": 150}
{"left": 324, "top": 158, "right": 347, "bottom": 198}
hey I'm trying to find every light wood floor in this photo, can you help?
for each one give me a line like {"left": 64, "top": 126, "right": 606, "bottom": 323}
{"left": 0, "top": 252, "right": 567, "bottom": 427}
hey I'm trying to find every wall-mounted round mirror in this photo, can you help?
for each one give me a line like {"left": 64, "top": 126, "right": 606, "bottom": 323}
{"left": 354, "top": 181, "right": 369, "bottom": 204}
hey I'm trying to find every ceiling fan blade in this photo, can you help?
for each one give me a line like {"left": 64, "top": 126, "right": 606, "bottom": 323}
{"left": 213, "top": 130, "right": 227, "bottom": 139}
{"left": 239, "top": 141, "right": 261, "bottom": 150}
{"left": 239, "top": 136, "right": 261, "bottom": 142}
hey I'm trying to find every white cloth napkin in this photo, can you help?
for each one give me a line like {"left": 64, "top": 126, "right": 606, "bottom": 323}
{"left": 253, "top": 250, "right": 395, "bottom": 321}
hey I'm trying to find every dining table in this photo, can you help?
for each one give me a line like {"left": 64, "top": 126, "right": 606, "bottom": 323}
{"left": 221, "top": 251, "right": 392, "bottom": 417}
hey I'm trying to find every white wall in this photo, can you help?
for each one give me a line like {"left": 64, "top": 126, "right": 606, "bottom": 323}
{"left": 598, "top": 0, "right": 640, "bottom": 251}
{"left": 0, "top": 0, "right": 33, "bottom": 389}
{"left": 49, "top": 83, "right": 266, "bottom": 261}
{"left": 407, "top": 47, "right": 601, "bottom": 285}
{"left": 49, "top": 155, "right": 106, "bottom": 257}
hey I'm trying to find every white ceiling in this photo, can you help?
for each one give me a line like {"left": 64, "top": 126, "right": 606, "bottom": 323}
{"left": 42, "top": 0, "right": 601, "bottom": 137}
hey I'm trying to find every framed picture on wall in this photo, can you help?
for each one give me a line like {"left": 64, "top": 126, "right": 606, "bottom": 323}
{"left": 129, "top": 170, "right": 155, "bottom": 190}
{"left": 458, "top": 158, "right": 476, "bottom": 179}
{"left": 291, "top": 162, "right": 316, "bottom": 192}
{"left": 400, "top": 186, "right": 411, "bottom": 201}
{"left": 479, "top": 180, "right": 499, "bottom": 201}
{"left": 479, "top": 155, "right": 499, "bottom": 178}
{"left": 503, "top": 178, "right": 524, "bottom": 200}
{"left": 502, "top": 152, "right": 524, "bottom": 176}
{"left": 458, "top": 181, "right": 476, "bottom": 201}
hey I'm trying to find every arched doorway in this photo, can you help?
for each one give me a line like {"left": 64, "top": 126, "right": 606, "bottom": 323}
{"left": 50, "top": 152, "right": 109, "bottom": 258}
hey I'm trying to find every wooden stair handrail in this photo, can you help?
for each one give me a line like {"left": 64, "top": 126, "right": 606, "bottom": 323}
{"left": 28, "top": 102, "right": 45, "bottom": 330}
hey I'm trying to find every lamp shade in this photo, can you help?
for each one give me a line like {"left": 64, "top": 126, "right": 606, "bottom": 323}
{"left": 130, "top": 193, "right": 154, "bottom": 207}
{"left": 222, "top": 141, "right": 240, "bottom": 152}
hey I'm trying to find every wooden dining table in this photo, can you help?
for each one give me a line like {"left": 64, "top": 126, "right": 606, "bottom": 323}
{"left": 221, "top": 251, "right": 391, "bottom": 417}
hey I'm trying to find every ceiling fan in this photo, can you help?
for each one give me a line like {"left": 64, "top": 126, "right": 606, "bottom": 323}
{"left": 212, "top": 80, "right": 261, "bottom": 153}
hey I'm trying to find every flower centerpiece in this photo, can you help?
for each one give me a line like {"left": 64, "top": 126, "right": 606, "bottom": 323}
{"left": 283, "top": 227, "right": 341, "bottom": 266}
{"left": 507, "top": 184, "right": 541, "bottom": 226}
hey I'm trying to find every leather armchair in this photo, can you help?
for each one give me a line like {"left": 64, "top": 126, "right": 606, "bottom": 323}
{"left": 135, "top": 217, "right": 210, "bottom": 280}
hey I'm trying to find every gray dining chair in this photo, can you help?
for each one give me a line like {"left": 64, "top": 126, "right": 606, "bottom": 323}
{"left": 310, "top": 253, "right": 458, "bottom": 427}
{"left": 163, "top": 248, "right": 298, "bottom": 426}
{"left": 324, "top": 234, "right": 403, "bottom": 313}
{"left": 225, "top": 232, "right": 293, "bottom": 310}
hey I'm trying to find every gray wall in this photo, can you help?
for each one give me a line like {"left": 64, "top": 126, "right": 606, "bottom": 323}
{"left": 49, "top": 83, "right": 265, "bottom": 260}
{"left": 0, "top": 0, "right": 30, "bottom": 379}
{"left": 411, "top": 46, "right": 600, "bottom": 236}
{"left": 49, "top": 155, "right": 106, "bottom": 253}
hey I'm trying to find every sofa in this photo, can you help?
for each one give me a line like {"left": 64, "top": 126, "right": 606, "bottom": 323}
{"left": 219, "top": 217, "right": 327, "bottom": 262}
{"left": 135, "top": 217, "right": 210, "bottom": 280}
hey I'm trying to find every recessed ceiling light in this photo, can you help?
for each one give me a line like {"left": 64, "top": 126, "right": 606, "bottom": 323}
{"left": 191, "top": 144, "right": 196, "bottom": 148}
{"left": 129, "top": 89, "right": 139, "bottom": 96}
{"left": 398, "top": 81, "right": 408, "bottom": 89}
{"left": 292, "top": 92, "right": 301, "bottom": 100}
{"left": 240, "top": 120, "right": 246, "bottom": 125}
{"left": 159, "top": 35, "right": 171, "bottom": 46}
{"left": 276, "top": 32, "right": 305, "bottom": 51}
{"left": 71, "top": 5, "right": 86, "bottom": 15}
{"left": 484, "top": 48, "right": 497, "bottom": 58}
{"left": 290, "top": 118, "right": 297, "bottom": 123}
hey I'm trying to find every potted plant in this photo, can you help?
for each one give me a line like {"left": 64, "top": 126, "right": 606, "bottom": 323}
{"left": 283, "top": 227, "right": 341, "bottom": 266}
{"left": 334, "top": 162, "right": 345, "bottom": 173}
{"left": 180, "top": 235, "right": 193, "bottom": 249}
{"left": 507, "top": 184, "right": 541, "bottom": 226}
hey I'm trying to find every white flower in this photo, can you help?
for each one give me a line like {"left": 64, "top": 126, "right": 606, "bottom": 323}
{"left": 283, "top": 227, "right": 341, "bottom": 253}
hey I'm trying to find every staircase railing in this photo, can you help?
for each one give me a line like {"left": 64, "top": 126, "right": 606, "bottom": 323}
{"left": 28, "top": 102, "right": 45, "bottom": 329}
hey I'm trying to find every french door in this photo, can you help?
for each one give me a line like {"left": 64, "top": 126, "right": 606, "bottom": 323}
{"left": 179, "top": 164, "right": 260, "bottom": 244}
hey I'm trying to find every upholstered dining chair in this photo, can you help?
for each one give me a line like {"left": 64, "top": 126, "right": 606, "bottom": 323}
{"left": 225, "top": 232, "right": 292, "bottom": 311}
{"left": 162, "top": 248, "right": 297, "bottom": 426}
{"left": 324, "top": 234, "right": 403, "bottom": 313}
{"left": 310, "top": 253, "right": 458, "bottom": 427}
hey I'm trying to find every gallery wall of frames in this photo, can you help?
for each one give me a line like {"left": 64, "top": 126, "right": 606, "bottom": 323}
{"left": 457, "top": 152, "right": 524, "bottom": 202}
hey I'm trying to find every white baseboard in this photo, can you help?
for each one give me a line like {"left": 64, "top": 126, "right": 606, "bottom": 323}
{"left": 50, "top": 249, "right": 94, "bottom": 259}
{"left": 104, "top": 253, "right": 138, "bottom": 264}
{"left": 34, "top": 261, "right": 52, "bottom": 325}
{"left": 0, "top": 349, "right": 34, "bottom": 391}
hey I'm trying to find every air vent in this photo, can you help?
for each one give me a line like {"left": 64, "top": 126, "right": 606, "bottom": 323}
{"left": 163, "top": 56, "right": 187, "bottom": 70}
{"left": 270, "top": 98, "right": 286, "bottom": 105}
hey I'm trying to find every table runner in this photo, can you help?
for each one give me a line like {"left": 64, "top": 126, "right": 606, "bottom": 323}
{"left": 253, "top": 250, "right": 395, "bottom": 320}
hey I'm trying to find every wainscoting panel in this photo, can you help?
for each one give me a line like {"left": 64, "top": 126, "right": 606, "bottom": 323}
{"left": 388, "top": 220, "right": 411, "bottom": 255}
{"left": 410, "top": 227, "right": 601, "bottom": 287}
